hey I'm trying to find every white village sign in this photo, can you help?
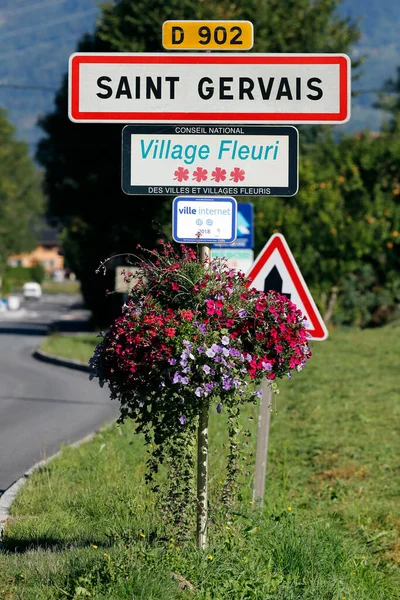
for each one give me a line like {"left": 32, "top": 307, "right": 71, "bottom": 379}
{"left": 247, "top": 233, "right": 328, "bottom": 341}
{"left": 68, "top": 52, "right": 351, "bottom": 124}
{"left": 121, "top": 124, "right": 298, "bottom": 197}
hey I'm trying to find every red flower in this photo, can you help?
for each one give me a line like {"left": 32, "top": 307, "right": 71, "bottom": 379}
{"left": 180, "top": 309, "right": 194, "bottom": 321}
{"left": 206, "top": 299, "right": 215, "bottom": 315}
{"left": 171, "top": 282, "right": 180, "bottom": 290}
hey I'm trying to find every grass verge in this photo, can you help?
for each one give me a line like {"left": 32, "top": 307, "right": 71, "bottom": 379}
{"left": 1, "top": 324, "right": 399, "bottom": 599}
{"left": 40, "top": 333, "right": 98, "bottom": 364}
{"left": 41, "top": 281, "right": 81, "bottom": 295}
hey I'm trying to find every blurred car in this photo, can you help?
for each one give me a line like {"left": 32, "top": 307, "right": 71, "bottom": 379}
{"left": 22, "top": 282, "right": 42, "bottom": 300}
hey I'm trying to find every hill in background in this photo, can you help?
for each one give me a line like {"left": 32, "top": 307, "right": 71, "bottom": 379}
{"left": 0, "top": 0, "right": 398, "bottom": 155}
{"left": 0, "top": 0, "right": 100, "bottom": 153}
{"left": 341, "top": 0, "right": 399, "bottom": 132}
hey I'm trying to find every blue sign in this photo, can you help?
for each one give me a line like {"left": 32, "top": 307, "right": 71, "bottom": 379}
{"left": 172, "top": 196, "right": 237, "bottom": 244}
{"left": 212, "top": 202, "right": 254, "bottom": 249}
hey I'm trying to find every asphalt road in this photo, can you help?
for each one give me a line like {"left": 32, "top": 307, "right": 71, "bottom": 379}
{"left": 0, "top": 294, "right": 119, "bottom": 495}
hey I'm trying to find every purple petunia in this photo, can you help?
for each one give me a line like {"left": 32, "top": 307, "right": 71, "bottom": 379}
{"left": 216, "top": 403, "right": 223, "bottom": 414}
{"left": 222, "top": 376, "right": 233, "bottom": 390}
{"left": 173, "top": 372, "right": 181, "bottom": 384}
{"left": 238, "top": 308, "right": 247, "bottom": 318}
{"left": 195, "top": 387, "right": 203, "bottom": 397}
{"left": 261, "top": 361, "right": 273, "bottom": 371}
{"left": 179, "top": 415, "right": 187, "bottom": 425}
{"left": 221, "top": 336, "right": 229, "bottom": 346}
{"left": 206, "top": 348, "right": 215, "bottom": 358}
{"left": 203, "top": 364, "right": 211, "bottom": 374}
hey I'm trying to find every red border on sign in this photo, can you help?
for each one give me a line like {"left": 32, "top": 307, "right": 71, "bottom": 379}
{"left": 246, "top": 234, "right": 328, "bottom": 340}
{"left": 69, "top": 53, "right": 350, "bottom": 123}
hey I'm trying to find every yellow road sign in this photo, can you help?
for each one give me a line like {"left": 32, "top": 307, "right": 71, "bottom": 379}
{"left": 162, "top": 20, "right": 253, "bottom": 51}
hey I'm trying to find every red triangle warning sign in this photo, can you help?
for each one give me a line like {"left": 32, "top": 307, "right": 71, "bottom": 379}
{"left": 247, "top": 233, "right": 328, "bottom": 341}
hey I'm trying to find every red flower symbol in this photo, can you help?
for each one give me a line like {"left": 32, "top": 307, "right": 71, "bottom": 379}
{"left": 230, "top": 167, "right": 245, "bottom": 182}
{"left": 174, "top": 167, "right": 189, "bottom": 182}
{"left": 211, "top": 167, "right": 227, "bottom": 182}
{"left": 192, "top": 167, "right": 208, "bottom": 182}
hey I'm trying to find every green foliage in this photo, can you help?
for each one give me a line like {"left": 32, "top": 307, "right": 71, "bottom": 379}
{"left": 374, "top": 65, "right": 400, "bottom": 120}
{"left": 0, "top": 109, "right": 45, "bottom": 274}
{"left": 97, "top": 0, "right": 360, "bottom": 54}
{"left": 1, "top": 265, "right": 39, "bottom": 295}
{"left": 253, "top": 125, "right": 400, "bottom": 326}
{"left": 30, "top": 263, "right": 46, "bottom": 284}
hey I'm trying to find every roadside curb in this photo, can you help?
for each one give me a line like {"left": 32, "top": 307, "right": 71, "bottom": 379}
{"left": 32, "top": 348, "right": 90, "bottom": 373}
{"left": 1, "top": 347, "right": 95, "bottom": 547}
{"left": 0, "top": 432, "right": 96, "bottom": 547}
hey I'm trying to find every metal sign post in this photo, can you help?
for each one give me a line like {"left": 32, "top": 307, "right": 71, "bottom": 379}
{"left": 252, "top": 379, "right": 273, "bottom": 508}
{"left": 196, "top": 243, "right": 211, "bottom": 550}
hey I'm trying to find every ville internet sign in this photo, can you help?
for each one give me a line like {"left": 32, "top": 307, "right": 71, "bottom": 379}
{"left": 122, "top": 124, "right": 298, "bottom": 197}
{"left": 172, "top": 197, "right": 237, "bottom": 244}
{"left": 68, "top": 53, "right": 351, "bottom": 124}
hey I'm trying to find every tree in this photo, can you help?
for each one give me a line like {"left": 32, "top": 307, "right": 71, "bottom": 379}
{"left": 96, "top": 0, "right": 360, "bottom": 54}
{"left": 36, "top": 0, "right": 360, "bottom": 324}
{"left": 253, "top": 126, "right": 400, "bottom": 326}
{"left": 0, "top": 109, "right": 45, "bottom": 277}
{"left": 374, "top": 65, "right": 400, "bottom": 125}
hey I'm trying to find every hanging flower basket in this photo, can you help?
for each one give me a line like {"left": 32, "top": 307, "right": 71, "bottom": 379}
{"left": 89, "top": 240, "right": 312, "bottom": 545}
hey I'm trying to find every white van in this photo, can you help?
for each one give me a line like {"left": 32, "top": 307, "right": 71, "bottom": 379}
{"left": 23, "top": 282, "right": 42, "bottom": 300}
